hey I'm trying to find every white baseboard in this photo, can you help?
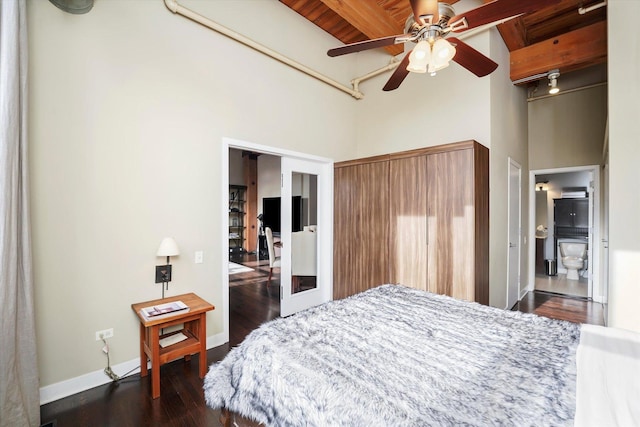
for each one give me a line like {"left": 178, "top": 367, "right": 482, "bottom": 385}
{"left": 40, "top": 331, "right": 227, "bottom": 405}
{"left": 519, "top": 288, "right": 529, "bottom": 300}
{"left": 207, "top": 331, "right": 227, "bottom": 349}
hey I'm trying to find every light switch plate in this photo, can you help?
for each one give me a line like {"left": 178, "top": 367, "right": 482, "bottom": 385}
{"left": 195, "top": 251, "right": 204, "bottom": 264}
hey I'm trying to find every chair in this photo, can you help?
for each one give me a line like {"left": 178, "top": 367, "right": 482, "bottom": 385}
{"left": 265, "top": 227, "right": 281, "bottom": 285}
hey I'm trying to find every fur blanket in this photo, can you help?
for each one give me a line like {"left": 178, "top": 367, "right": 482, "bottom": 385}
{"left": 204, "top": 285, "right": 581, "bottom": 426}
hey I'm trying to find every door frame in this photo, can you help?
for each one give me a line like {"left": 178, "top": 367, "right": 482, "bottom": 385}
{"left": 221, "top": 137, "right": 334, "bottom": 342}
{"left": 527, "top": 165, "right": 601, "bottom": 301}
{"left": 507, "top": 158, "right": 522, "bottom": 309}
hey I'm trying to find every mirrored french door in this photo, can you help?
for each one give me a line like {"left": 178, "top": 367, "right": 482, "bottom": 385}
{"left": 280, "top": 157, "right": 332, "bottom": 316}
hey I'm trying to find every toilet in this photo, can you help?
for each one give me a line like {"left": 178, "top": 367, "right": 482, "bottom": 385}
{"left": 559, "top": 242, "right": 587, "bottom": 280}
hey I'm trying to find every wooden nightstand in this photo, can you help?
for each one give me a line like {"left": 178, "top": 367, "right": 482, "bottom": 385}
{"left": 131, "top": 293, "right": 214, "bottom": 399}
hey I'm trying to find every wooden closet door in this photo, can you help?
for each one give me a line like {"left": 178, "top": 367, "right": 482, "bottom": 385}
{"left": 389, "top": 156, "right": 428, "bottom": 290}
{"left": 427, "top": 149, "right": 475, "bottom": 302}
{"left": 333, "top": 161, "right": 389, "bottom": 299}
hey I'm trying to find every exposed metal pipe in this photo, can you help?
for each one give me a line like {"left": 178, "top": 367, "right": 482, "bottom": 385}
{"left": 163, "top": 0, "right": 364, "bottom": 99}
{"left": 579, "top": 1, "right": 607, "bottom": 15}
{"left": 351, "top": 58, "right": 400, "bottom": 93}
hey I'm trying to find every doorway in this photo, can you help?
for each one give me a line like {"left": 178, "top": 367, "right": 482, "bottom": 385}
{"left": 529, "top": 166, "right": 601, "bottom": 301}
{"left": 221, "top": 137, "right": 333, "bottom": 343}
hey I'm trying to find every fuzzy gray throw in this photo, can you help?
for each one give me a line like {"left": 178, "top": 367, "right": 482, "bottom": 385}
{"left": 204, "top": 285, "right": 581, "bottom": 426}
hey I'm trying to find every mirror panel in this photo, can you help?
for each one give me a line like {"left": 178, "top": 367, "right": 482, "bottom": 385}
{"left": 291, "top": 172, "right": 317, "bottom": 294}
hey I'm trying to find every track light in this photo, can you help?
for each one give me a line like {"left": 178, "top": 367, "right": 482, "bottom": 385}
{"left": 548, "top": 69, "right": 560, "bottom": 95}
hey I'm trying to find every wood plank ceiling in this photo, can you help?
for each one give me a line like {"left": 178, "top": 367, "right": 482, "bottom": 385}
{"left": 279, "top": 0, "right": 607, "bottom": 85}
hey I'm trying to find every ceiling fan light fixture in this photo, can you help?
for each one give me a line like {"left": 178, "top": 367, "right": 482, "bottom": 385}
{"left": 427, "top": 61, "right": 449, "bottom": 76}
{"left": 432, "top": 38, "right": 456, "bottom": 63}
{"left": 407, "top": 40, "right": 431, "bottom": 73}
{"left": 423, "top": 38, "right": 455, "bottom": 75}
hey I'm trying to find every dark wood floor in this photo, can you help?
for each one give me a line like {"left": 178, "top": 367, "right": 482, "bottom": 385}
{"left": 40, "top": 264, "right": 604, "bottom": 426}
{"left": 512, "top": 290, "right": 605, "bottom": 325}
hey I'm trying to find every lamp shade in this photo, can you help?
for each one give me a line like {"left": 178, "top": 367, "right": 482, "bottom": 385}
{"left": 407, "top": 40, "right": 431, "bottom": 73}
{"left": 49, "top": 0, "right": 94, "bottom": 14}
{"left": 429, "top": 38, "right": 456, "bottom": 73}
{"left": 157, "top": 237, "right": 180, "bottom": 257}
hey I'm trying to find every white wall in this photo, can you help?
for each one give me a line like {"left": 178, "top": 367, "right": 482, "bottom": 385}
{"left": 607, "top": 0, "right": 640, "bottom": 332}
{"left": 257, "top": 153, "right": 281, "bottom": 215}
{"left": 353, "top": 37, "right": 492, "bottom": 156}
{"left": 352, "top": 0, "right": 492, "bottom": 156}
{"left": 28, "top": 0, "right": 359, "bottom": 393}
{"left": 487, "top": 28, "right": 529, "bottom": 308}
{"left": 529, "top": 86, "right": 607, "bottom": 170}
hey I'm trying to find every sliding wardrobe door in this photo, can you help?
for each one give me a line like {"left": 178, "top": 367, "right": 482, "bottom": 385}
{"left": 427, "top": 149, "right": 475, "bottom": 302}
{"left": 333, "top": 141, "right": 488, "bottom": 303}
{"left": 389, "top": 156, "right": 428, "bottom": 290}
{"left": 334, "top": 161, "right": 389, "bottom": 299}
{"left": 426, "top": 143, "right": 489, "bottom": 304}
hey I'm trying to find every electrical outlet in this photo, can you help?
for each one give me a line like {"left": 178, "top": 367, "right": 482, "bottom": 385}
{"left": 95, "top": 328, "right": 114, "bottom": 341}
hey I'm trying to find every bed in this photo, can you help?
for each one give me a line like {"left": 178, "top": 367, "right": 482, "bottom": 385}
{"left": 203, "top": 284, "right": 639, "bottom": 426}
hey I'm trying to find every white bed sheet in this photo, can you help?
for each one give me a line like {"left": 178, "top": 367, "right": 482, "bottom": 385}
{"left": 575, "top": 324, "right": 640, "bottom": 426}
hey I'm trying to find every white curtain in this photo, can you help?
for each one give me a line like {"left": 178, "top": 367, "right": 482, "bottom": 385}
{"left": 0, "top": 0, "right": 40, "bottom": 426}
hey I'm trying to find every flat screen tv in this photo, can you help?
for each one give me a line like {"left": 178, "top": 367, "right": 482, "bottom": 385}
{"left": 262, "top": 196, "right": 302, "bottom": 233}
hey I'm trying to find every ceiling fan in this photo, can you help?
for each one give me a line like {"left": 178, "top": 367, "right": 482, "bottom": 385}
{"left": 327, "top": 0, "right": 560, "bottom": 91}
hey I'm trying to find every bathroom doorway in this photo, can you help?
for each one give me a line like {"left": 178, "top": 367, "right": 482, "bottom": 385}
{"left": 529, "top": 165, "right": 602, "bottom": 301}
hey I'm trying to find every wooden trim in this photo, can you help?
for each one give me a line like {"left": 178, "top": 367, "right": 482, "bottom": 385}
{"left": 494, "top": 17, "right": 527, "bottom": 51}
{"left": 334, "top": 153, "right": 390, "bottom": 169}
{"left": 473, "top": 142, "right": 490, "bottom": 305}
{"left": 334, "top": 140, "right": 478, "bottom": 168}
{"left": 243, "top": 153, "right": 258, "bottom": 253}
{"left": 510, "top": 21, "right": 607, "bottom": 83}
{"left": 388, "top": 140, "right": 477, "bottom": 159}
{"left": 318, "top": 0, "right": 404, "bottom": 56}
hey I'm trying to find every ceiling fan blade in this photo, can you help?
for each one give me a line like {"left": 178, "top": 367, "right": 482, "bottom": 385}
{"left": 328, "top": 34, "right": 411, "bottom": 57}
{"left": 383, "top": 51, "right": 412, "bottom": 92}
{"left": 448, "top": 0, "right": 561, "bottom": 33}
{"left": 410, "top": 0, "right": 439, "bottom": 25}
{"left": 448, "top": 37, "right": 498, "bottom": 77}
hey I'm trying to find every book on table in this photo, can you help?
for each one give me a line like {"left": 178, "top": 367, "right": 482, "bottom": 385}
{"left": 159, "top": 332, "right": 188, "bottom": 348}
{"left": 140, "top": 300, "right": 189, "bottom": 320}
